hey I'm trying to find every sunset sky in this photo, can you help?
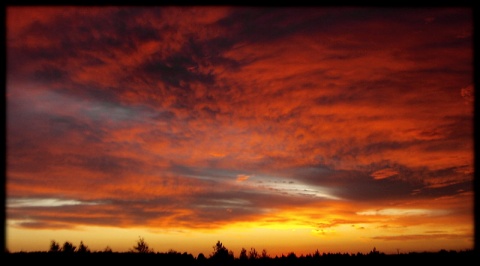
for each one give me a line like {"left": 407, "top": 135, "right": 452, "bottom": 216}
{"left": 5, "top": 6, "right": 474, "bottom": 256}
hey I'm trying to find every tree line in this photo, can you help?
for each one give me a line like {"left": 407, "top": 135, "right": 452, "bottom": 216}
{"left": 4, "top": 237, "right": 476, "bottom": 265}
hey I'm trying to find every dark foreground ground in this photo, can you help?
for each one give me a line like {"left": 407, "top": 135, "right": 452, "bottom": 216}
{"left": 2, "top": 250, "right": 478, "bottom": 266}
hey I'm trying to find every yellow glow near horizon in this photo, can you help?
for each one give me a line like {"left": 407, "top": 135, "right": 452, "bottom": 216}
{"left": 7, "top": 204, "right": 473, "bottom": 256}
{"left": 7, "top": 222, "right": 473, "bottom": 256}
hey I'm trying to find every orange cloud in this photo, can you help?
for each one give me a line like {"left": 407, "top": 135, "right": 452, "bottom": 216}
{"left": 370, "top": 168, "right": 399, "bottom": 180}
{"left": 236, "top": 174, "right": 251, "bottom": 182}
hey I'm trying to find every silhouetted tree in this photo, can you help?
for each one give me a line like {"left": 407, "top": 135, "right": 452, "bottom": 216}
{"left": 368, "top": 247, "right": 384, "bottom": 256}
{"left": 49, "top": 240, "right": 61, "bottom": 252}
{"left": 77, "top": 241, "right": 90, "bottom": 253}
{"left": 103, "top": 246, "right": 113, "bottom": 253}
{"left": 132, "top": 236, "right": 152, "bottom": 253}
{"left": 211, "top": 240, "right": 234, "bottom": 263}
{"left": 62, "top": 241, "right": 76, "bottom": 253}
{"left": 287, "top": 252, "right": 297, "bottom": 259}
{"left": 211, "top": 241, "right": 226, "bottom": 258}
{"left": 196, "top": 252, "right": 207, "bottom": 266}
{"left": 167, "top": 249, "right": 179, "bottom": 255}
{"left": 248, "top": 248, "right": 259, "bottom": 260}
{"left": 239, "top": 248, "right": 248, "bottom": 260}
{"left": 261, "top": 249, "right": 269, "bottom": 259}
{"left": 197, "top": 253, "right": 206, "bottom": 260}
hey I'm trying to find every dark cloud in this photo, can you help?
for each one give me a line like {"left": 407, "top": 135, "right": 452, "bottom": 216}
{"left": 140, "top": 52, "right": 215, "bottom": 88}
{"left": 283, "top": 161, "right": 473, "bottom": 203}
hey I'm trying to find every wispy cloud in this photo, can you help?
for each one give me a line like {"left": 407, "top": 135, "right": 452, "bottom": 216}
{"left": 236, "top": 174, "right": 251, "bottom": 182}
{"left": 370, "top": 168, "right": 399, "bottom": 180}
{"left": 7, "top": 198, "right": 101, "bottom": 208}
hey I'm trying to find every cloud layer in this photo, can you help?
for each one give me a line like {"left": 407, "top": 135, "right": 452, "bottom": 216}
{"left": 6, "top": 6, "right": 474, "bottom": 253}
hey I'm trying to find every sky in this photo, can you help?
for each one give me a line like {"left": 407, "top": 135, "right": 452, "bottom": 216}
{"left": 5, "top": 6, "right": 474, "bottom": 256}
